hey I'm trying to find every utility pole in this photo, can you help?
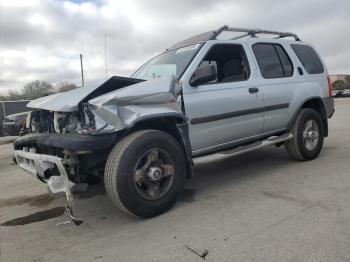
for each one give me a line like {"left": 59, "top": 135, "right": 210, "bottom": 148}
{"left": 104, "top": 32, "right": 107, "bottom": 80}
{"left": 80, "top": 54, "right": 85, "bottom": 87}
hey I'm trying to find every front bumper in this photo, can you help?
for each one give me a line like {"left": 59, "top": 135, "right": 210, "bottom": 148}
{"left": 13, "top": 132, "right": 119, "bottom": 225}
{"left": 15, "top": 147, "right": 73, "bottom": 197}
{"left": 14, "top": 147, "right": 83, "bottom": 224}
{"left": 14, "top": 132, "right": 118, "bottom": 152}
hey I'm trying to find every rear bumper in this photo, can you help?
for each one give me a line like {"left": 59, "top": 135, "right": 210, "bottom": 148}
{"left": 14, "top": 132, "right": 118, "bottom": 152}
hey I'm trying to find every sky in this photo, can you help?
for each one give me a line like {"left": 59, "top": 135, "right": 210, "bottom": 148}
{"left": 0, "top": 0, "right": 349, "bottom": 93}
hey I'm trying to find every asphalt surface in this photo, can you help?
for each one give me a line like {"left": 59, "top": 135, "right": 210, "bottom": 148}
{"left": 1, "top": 99, "right": 349, "bottom": 262}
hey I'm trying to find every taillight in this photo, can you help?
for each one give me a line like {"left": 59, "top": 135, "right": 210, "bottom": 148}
{"left": 327, "top": 76, "right": 333, "bottom": 97}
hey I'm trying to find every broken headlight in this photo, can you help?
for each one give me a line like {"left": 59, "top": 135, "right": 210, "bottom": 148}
{"left": 80, "top": 103, "right": 110, "bottom": 134}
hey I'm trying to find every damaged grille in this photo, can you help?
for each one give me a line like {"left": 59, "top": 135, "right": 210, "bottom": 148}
{"left": 30, "top": 110, "right": 81, "bottom": 134}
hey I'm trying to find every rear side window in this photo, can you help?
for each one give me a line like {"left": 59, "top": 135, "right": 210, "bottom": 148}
{"left": 275, "top": 45, "right": 293, "bottom": 76}
{"left": 291, "top": 44, "right": 324, "bottom": 74}
{"left": 253, "top": 43, "right": 293, "bottom": 79}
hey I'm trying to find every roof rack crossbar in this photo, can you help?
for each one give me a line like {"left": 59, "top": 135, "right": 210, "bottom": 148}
{"left": 217, "top": 25, "right": 301, "bottom": 41}
{"left": 167, "top": 25, "right": 300, "bottom": 51}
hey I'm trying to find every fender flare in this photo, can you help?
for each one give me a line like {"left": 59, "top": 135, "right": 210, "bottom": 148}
{"left": 287, "top": 96, "right": 328, "bottom": 136}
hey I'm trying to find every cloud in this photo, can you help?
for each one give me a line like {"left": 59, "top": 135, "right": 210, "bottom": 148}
{"left": 0, "top": 0, "right": 349, "bottom": 93}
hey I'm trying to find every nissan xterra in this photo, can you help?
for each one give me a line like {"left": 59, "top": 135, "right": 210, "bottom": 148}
{"left": 14, "top": 26, "right": 335, "bottom": 223}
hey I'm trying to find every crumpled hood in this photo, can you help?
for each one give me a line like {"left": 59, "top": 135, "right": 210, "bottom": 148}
{"left": 26, "top": 85, "right": 97, "bottom": 112}
{"left": 25, "top": 75, "right": 184, "bottom": 135}
{"left": 85, "top": 75, "right": 183, "bottom": 132}
{"left": 26, "top": 76, "right": 144, "bottom": 112}
{"left": 88, "top": 76, "right": 178, "bottom": 107}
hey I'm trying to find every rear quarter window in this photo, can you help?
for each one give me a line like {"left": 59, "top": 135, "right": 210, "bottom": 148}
{"left": 252, "top": 43, "right": 293, "bottom": 79}
{"left": 291, "top": 44, "right": 324, "bottom": 74}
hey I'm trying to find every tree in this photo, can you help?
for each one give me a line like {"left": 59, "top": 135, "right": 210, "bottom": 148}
{"left": 58, "top": 82, "right": 79, "bottom": 93}
{"left": 332, "top": 80, "right": 345, "bottom": 90}
{"left": 345, "top": 75, "right": 350, "bottom": 84}
{"left": 344, "top": 76, "right": 350, "bottom": 89}
{"left": 22, "top": 80, "right": 54, "bottom": 100}
{"left": 7, "top": 90, "right": 24, "bottom": 100}
{"left": 0, "top": 90, "right": 23, "bottom": 101}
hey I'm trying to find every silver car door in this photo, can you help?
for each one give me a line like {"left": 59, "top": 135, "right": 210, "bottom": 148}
{"left": 181, "top": 42, "right": 264, "bottom": 155}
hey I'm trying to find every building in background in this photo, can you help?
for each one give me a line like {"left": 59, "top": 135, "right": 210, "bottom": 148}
{"left": 329, "top": 74, "right": 350, "bottom": 83}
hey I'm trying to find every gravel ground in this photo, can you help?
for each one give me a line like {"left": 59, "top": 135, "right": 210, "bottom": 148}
{"left": 0, "top": 99, "right": 349, "bottom": 262}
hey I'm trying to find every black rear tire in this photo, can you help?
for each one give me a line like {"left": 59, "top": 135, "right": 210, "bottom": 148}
{"left": 104, "top": 130, "right": 186, "bottom": 218}
{"left": 285, "top": 108, "right": 324, "bottom": 161}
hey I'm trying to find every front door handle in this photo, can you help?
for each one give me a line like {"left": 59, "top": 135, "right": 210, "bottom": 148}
{"left": 248, "top": 87, "right": 259, "bottom": 94}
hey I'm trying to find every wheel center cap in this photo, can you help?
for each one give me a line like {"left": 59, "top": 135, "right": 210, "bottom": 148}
{"left": 147, "top": 167, "right": 162, "bottom": 181}
{"left": 306, "top": 131, "right": 314, "bottom": 139}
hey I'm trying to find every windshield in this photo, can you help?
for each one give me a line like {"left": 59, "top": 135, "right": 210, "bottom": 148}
{"left": 131, "top": 43, "right": 202, "bottom": 80}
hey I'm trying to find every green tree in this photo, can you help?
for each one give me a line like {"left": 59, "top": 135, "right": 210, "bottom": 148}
{"left": 332, "top": 80, "right": 345, "bottom": 90}
{"left": 58, "top": 82, "right": 79, "bottom": 93}
{"left": 22, "top": 80, "right": 54, "bottom": 100}
{"left": 0, "top": 90, "right": 23, "bottom": 101}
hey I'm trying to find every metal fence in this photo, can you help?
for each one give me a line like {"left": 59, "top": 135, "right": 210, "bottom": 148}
{"left": 0, "top": 100, "right": 30, "bottom": 135}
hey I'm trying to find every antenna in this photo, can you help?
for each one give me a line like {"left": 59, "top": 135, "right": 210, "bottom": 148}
{"left": 105, "top": 32, "right": 107, "bottom": 80}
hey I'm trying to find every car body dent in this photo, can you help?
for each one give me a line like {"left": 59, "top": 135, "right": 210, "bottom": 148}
{"left": 27, "top": 75, "right": 186, "bottom": 134}
{"left": 27, "top": 85, "right": 99, "bottom": 112}
{"left": 26, "top": 76, "right": 143, "bottom": 112}
{"left": 88, "top": 76, "right": 185, "bottom": 133}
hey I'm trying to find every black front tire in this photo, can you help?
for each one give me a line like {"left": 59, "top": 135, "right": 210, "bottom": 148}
{"left": 285, "top": 108, "right": 324, "bottom": 161}
{"left": 104, "top": 130, "right": 186, "bottom": 218}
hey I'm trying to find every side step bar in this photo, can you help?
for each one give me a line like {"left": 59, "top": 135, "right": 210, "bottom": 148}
{"left": 218, "top": 133, "right": 293, "bottom": 156}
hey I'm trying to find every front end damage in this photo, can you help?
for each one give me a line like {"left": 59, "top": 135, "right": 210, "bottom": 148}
{"left": 14, "top": 148, "right": 83, "bottom": 224}
{"left": 14, "top": 76, "right": 187, "bottom": 224}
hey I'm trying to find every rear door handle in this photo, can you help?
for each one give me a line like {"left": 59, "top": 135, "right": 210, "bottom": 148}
{"left": 248, "top": 87, "right": 259, "bottom": 94}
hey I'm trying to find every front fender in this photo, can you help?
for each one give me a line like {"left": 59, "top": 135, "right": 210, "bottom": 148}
{"left": 86, "top": 76, "right": 185, "bottom": 133}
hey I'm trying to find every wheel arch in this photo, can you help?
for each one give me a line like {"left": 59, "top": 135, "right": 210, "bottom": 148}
{"left": 288, "top": 97, "right": 328, "bottom": 137}
{"left": 124, "top": 115, "right": 193, "bottom": 178}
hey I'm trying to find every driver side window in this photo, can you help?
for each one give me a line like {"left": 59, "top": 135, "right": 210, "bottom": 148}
{"left": 199, "top": 44, "right": 250, "bottom": 84}
{"left": 197, "top": 60, "right": 218, "bottom": 83}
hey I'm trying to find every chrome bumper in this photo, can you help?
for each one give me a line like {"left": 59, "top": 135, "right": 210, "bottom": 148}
{"left": 14, "top": 148, "right": 83, "bottom": 225}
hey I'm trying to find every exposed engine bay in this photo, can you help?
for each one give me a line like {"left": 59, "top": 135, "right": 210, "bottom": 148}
{"left": 30, "top": 110, "right": 79, "bottom": 134}
{"left": 29, "top": 104, "right": 97, "bottom": 135}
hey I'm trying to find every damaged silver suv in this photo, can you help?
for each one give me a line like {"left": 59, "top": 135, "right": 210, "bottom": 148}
{"left": 14, "top": 26, "right": 335, "bottom": 221}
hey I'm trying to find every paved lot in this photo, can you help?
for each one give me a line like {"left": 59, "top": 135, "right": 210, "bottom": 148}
{"left": 1, "top": 99, "right": 350, "bottom": 262}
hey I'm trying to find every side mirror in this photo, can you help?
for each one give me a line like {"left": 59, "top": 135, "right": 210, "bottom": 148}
{"left": 190, "top": 64, "right": 217, "bottom": 86}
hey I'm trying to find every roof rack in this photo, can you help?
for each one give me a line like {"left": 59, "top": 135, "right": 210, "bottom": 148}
{"left": 167, "top": 25, "right": 300, "bottom": 51}
{"left": 212, "top": 25, "right": 301, "bottom": 41}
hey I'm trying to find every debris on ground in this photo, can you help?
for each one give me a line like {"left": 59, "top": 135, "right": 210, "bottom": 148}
{"left": 56, "top": 221, "right": 71, "bottom": 226}
{"left": 185, "top": 244, "right": 209, "bottom": 260}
